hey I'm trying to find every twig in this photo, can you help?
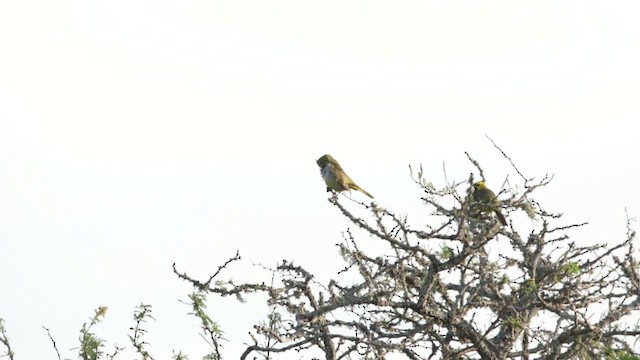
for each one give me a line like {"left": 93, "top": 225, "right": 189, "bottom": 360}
{"left": 43, "top": 326, "right": 62, "bottom": 360}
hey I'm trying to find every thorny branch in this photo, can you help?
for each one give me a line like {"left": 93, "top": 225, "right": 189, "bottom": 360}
{"left": 174, "top": 152, "right": 640, "bottom": 359}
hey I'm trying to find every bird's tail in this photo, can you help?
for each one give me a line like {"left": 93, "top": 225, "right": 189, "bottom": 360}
{"left": 352, "top": 185, "right": 374, "bottom": 199}
{"left": 494, "top": 209, "right": 507, "bottom": 226}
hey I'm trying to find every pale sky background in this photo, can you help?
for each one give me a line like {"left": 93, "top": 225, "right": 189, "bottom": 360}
{"left": 1, "top": 1, "right": 639, "bottom": 358}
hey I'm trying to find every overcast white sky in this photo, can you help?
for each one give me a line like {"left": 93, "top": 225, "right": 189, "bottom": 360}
{"left": 1, "top": 1, "right": 639, "bottom": 358}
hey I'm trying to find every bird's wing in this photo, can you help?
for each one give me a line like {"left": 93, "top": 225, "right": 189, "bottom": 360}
{"left": 334, "top": 167, "right": 351, "bottom": 191}
{"left": 488, "top": 190, "right": 501, "bottom": 207}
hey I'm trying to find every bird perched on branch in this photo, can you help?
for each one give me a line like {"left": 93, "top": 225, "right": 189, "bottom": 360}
{"left": 470, "top": 181, "right": 507, "bottom": 226}
{"left": 316, "top": 154, "right": 374, "bottom": 198}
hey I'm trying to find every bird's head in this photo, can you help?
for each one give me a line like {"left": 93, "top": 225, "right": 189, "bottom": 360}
{"left": 317, "top": 154, "right": 337, "bottom": 168}
{"left": 473, "top": 181, "right": 487, "bottom": 190}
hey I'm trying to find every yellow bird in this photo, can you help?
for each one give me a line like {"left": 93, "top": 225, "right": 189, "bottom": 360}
{"left": 470, "top": 181, "right": 507, "bottom": 226}
{"left": 316, "top": 154, "right": 373, "bottom": 198}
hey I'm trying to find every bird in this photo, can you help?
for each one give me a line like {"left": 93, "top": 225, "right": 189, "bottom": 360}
{"left": 470, "top": 181, "right": 507, "bottom": 226}
{"left": 316, "top": 154, "right": 374, "bottom": 198}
